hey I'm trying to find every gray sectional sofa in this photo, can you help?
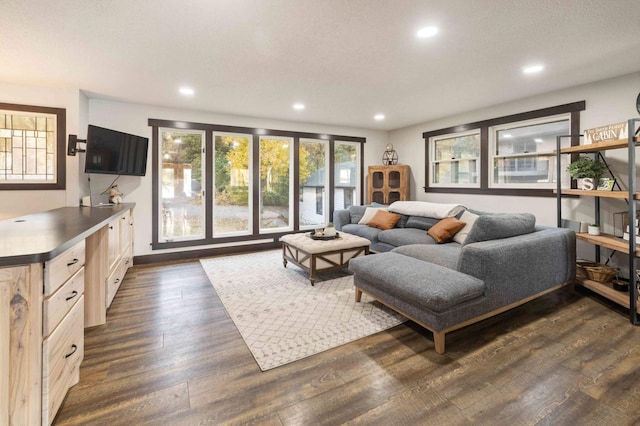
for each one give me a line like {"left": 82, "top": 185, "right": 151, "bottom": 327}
{"left": 334, "top": 204, "right": 440, "bottom": 252}
{"left": 335, "top": 202, "right": 576, "bottom": 354}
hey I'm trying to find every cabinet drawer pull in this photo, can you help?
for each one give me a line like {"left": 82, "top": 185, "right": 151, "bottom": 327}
{"left": 114, "top": 278, "right": 120, "bottom": 284}
{"left": 65, "top": 344, "right": 78, "bottom": 358}
{"left": 66, "top": 290, "right": 79, "bottom": 301}
{"left": 67, "top": 258, "right": 79, "bottom": 267}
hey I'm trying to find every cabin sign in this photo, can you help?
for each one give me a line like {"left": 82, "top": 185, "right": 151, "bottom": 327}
{"left": 584, "top": 122, "right": 628, "bottom": 144}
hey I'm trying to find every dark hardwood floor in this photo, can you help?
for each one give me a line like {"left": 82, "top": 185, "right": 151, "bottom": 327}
{"left": 53, "top": 258, "right": 640, "bottom": 425}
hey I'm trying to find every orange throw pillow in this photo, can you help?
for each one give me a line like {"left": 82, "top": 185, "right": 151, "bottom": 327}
{"left": 427, "top": 217, "right": 466, "bottom": 243}
{"left": 367, "top": 210, "right": 401, "bottom": 230}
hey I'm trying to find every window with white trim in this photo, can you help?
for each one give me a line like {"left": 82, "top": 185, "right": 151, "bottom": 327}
{"left": 430, "top": 130, "right": 480, "bottom": 187}
{"left": 489, "top": 115, "right": 572, "bottom": 189}
{"left": 423, "top": 101, "right": 585, "bottom": 196}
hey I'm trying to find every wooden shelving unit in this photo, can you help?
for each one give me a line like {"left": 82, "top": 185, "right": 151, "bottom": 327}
{"left": 575, "top": 232, "right": 640, "bottom": 256}
{"left": 556, "top": 119, "right": 640, "bottom": 324}
{"left": 576, "top": 275, "right": 640, "bottom": 313}
{"left": 555, "top": 189, "right": 640, "bottom": 199}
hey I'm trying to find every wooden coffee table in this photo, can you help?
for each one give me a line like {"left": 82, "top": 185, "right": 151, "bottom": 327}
{"left": 280, "top": 232, "right": 370, "bottom": 285}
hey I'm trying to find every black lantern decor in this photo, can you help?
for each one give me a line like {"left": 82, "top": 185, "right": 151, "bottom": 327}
{"left": 383, "top": 144, "right": 398, "bottom": 165}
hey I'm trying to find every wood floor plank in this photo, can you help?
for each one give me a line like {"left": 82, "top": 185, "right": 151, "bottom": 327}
{"left": 56, "top": 382, "right": 190, "bottom": 425}
{"left": 52, "top": 259, "right": 640, "bottom": 425}
{"left": 539, "top": 389, "right": 636, "bottom": 425}
{"left": 346, "top": 385, "right": 471, "bottom": 426}
{"left": 580, "top": 347, "right": 640, "bottom": 417}
{"left": 459, "top": 366, "right": 591, "bottom": 425}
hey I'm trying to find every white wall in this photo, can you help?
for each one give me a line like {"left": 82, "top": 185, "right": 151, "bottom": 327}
{"left": 87, "top": 99, "right": 389, "bottom": 257}
{"left": 389, "top": 72, "right": 640, "bottom": 228}
{"left": 0, "top": 82, "right": 84, "bottom": 220}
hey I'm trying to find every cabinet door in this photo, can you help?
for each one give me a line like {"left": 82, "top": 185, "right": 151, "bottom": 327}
{"left": 107, "top": 217, "right": 120, "bottom": 270}
{"left": 119, "top": 211, "right": 132, "bottom": 255}
{"left": 388, "top": 170, "right": 401, "bottom": 188}
{"left": 371, "top": 191, "right": 385, "bottom": 204}
{"left": 388, "top": 191, "right": 402, "bottom": 204}
{"left": 372, "top": 171, "right": 384, "bottom": 189}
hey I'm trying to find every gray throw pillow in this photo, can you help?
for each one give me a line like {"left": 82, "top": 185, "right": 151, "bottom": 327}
{"left": 395, "top": 213, "right": 410, "bottom": 228}
{"left": 405, "top": 216, "right": 440, "bottom": 231}
{"left": 463, "top": 213, "right": 536, "bottom": 245}
{"left": 349, "top": 205, "right": 368, "bottom": 224}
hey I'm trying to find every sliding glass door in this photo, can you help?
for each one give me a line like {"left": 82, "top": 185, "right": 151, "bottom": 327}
{"left": 334, "top": 141, "right": 359, "bottom": 210}
{"left": 299, "top": 138, "right": 329, "bottom": 229}
{"left": 213, "top": 133, "right": 252, "bottom": 236}
{"left": 259, "top": 136, "right": 293, "bottom": 232}
{"left": 159, "top": 129, "right": 205, "bottom": 242}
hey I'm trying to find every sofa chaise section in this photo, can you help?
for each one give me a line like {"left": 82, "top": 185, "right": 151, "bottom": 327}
{"left": 348, "top": 214, "right": 576, "bottom": 354}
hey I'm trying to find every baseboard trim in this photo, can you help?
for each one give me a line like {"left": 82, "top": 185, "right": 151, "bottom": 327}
{"left": 133, "top": 242, "right": 280, "bottom": 265}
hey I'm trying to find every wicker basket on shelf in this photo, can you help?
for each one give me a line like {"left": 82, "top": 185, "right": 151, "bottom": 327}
{"left": 577, "top": 260, "right": 617, "bottom": 283}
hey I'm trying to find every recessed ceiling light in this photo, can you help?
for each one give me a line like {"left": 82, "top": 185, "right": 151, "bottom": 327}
{"left": 416, "top": 26, "right": 439, "bottom": 38}
{"left": 534, "top": 138, "right": 544, "bottom": 143}
{"left": 179, "top": 86, "right": 195, "bottom": 96}
{"left": 522, "top": 64, "right": 544, "bottom": 74}
{"left": 293, "top": 103, "right": 305, "bottom": 110}
{"left": 374, "top": 114, "right": 385, "bottom": 121}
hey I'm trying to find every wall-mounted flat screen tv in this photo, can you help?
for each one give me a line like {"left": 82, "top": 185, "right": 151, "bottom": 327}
{"left": 84, "top": 125, "right": 149, "bottom": 176}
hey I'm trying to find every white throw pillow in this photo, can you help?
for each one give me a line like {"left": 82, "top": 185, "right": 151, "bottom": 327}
{"left": 358, "top": 207, "right": 387, "bottom": 225}
{"left": 453, "top": 210, "right": 479, "bottom": 244}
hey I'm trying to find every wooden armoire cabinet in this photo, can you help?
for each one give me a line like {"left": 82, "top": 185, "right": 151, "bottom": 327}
{"left": 368, "top": 165, "right": 410, "bottom": 204}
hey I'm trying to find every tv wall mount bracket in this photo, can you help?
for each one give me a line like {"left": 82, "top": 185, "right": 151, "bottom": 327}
{"left": 67, "top": 134, "right": 86, "bottom": 156}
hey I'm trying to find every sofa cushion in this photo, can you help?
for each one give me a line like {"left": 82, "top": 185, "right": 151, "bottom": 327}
{"left": 367, "top": 210, "right": 402, "bottom": 230}
{"left": 391, "top": 243, "right": 461, "bottom": 270}
{"left": 348, "top": 205, "right": 368, "bottom": 224}
{"left": 428, "top": 217, "right": 466, "bottom": 243}
{"left": 463, "top": 213, "right": 536, "bottom": 245}
{"left": 378, "top": 228, "right": 437, "bottom": 247}
{"left": 342, "top": 224, "right": 382, "bottom": 242}
{"left": 349, "top": 252, "right": 485, "bottom": 313}
{"left": 405, "top": 216, "right": 440, "bottom": 230}
{"left": 453, "top": 210, "right": 480, "bottom": 244}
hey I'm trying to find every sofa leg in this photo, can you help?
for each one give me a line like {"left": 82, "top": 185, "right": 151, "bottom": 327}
{"left": 433, "top": 331, "right": 445, "bottom": 354}
{"left": 355, "top": 287, "right": 363, "bottom": 302}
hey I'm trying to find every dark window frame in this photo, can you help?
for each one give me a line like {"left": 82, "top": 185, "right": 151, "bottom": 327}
{"left": 0, "top": 102, "right": 66, "bottom": 190}
{"left": 149, "top": 119, "right": 365, "bottom": 250}
{"left": 423, "top": 101, "right": 585, "bottom": 197}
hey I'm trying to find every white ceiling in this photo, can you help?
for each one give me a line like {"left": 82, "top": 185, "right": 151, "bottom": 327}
{"left": 1, "top": 0, "right": 640, "bottom": 131}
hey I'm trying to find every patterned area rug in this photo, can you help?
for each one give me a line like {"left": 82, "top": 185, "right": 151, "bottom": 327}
{"left": 200, "top": 250, "right": 406, "bottom": 371}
